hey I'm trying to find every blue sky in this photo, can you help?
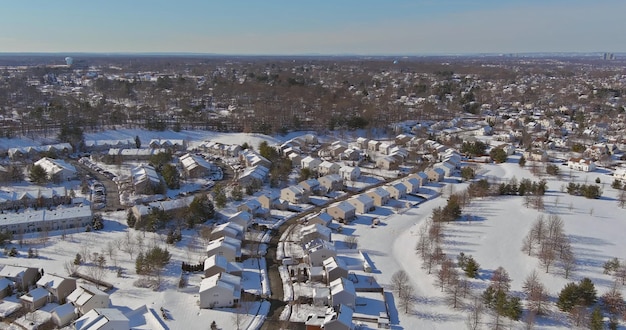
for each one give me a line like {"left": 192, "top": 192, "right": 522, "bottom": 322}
{"left": 1, "top": 0, "right": 625, "bottom": 54}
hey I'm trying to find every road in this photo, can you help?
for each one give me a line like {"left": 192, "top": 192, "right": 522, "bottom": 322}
{"left": 70, "top": 160, "right": 125, "bottom": 212}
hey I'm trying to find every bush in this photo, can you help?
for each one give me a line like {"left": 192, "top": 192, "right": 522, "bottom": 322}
{"left": 490, "top": 148, "right": 508, "bottom": 164}
{"left": 546, "top": 164, "right": 560, "bottom": 176}
{"left": 460, "top": 167, "right": 475, "bottom": 181}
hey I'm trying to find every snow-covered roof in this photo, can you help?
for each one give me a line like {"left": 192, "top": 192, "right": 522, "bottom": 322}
{"left": 37, "top": 273, "right": 69, "bottom": 289}
{"left": 51, "top": 302, "right": 76, "bottom": 318}
{"left": 67, "top": 284, "right": 108, "bottom": 307}
{"left": 21, "top": 287, "right": 49, "bottom": 302}
{"left": 180, "top": 153, "right": 214, "bottom": 172}
{"left": 0, "top": 205, "right": 92, "bottom": 226}
{"left": 330, "top": 277, "right": 355, "bottom": 296}
{"left": 34, "top": 157, "right": 76, "bottom": 175}
{"left": 301, "top": 223, "right": 331, "bottom": 238}
{"left": 74, "top": 308, "right": 128, "bottom": 330}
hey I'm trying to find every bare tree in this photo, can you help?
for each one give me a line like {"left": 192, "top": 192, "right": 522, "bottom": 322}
{"left": 614, "top": 264, "right": 626, "bottom": 285}
{"left": 522, "top": 270, "right": 549, "bottom": 315}
{"left": 569, "top": 305, "right": 589, "bottom": 327}
{"left": 521, "top": 232, "right": 536, "bottom": 256}
{"left": 415, "top": 224, "right": 432, "bottom": 260}
{"left": 561, "top": 247, "right": 576, "bottom": 279}
{"left": 490, "top": 266, "right": 511, "bottom": 293}
{"left": 120, "top": 236, "right": 136, "bottom": 259}
{"left": 539, "top": 241, "right": 556, "bottom": 273}
{"left": 398, "top": 283, "right": 416, "bottom": 314}
{"left": 465, "top": 296, "right": 484, "bottom": 330}
{"left": 344, "top": 236, "right": 358, "bottom": 249}
{"left": 391, "top": 270, "right": 409, "bottom": 297}
{"left": 444, "top": 269, "right": 462, "bottom": 309}
{"left": 437, "top": 258, "right": 455, "bottom": 292}
{"left": 64, "top": 260, "right": 79, "bottom": 276}
{"left": 601, "top": 283, "right": 625, "bottom": 322}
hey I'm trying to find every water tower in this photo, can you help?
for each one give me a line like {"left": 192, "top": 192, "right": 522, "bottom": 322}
{"left": 65, "top": 56, "right": 74, "bottom": 66}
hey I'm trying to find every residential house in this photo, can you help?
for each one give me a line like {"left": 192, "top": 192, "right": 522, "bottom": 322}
{"left": 179, "top": 153, "right": 217, "bottom": 178}
{"left": 0, "top": 265, "right": 39, "bottom": 291}
{"left": 281, "top": 185, "right": 310, "bottom": 204}
{"left": 330, "top": 278, "right": 356, "bottom": 309}
{"left": 305, "top": 212, "right": 333, "bottom": 227}
{"left": 339, "top": 166, "right": 360, "bottom": 181}
{"left": 300, "top": 223, "right": 332, "bottom": 243}
{"left": 20, "top": 287, "right": 50, "bottom": 311}
{"left": 323, "top": 257, "right": 348, "bottom": 284}
{"left": 304, "top": 239, "right": 337, "bottom": 267}
{"left": 301, "top": 156, "right": 323, "bottom": 173}
{"left": 130, "top": 164, "right": 161, "bottom": 195}
{"left": 130, "top": 196, "right": 194, "bottom": 224}
{"left": 0, "top": 206, "right": 92, "bottom": 236}
{"left": 347, "top": 194, "right": 375, "bottom": 214}
{"left": 210, "top": 222, "right": 244, "bottom": 241}
{"left": 427, "top": 168, "right": 445, "bottom": 182}
{"left": 288, "top": 153, "right": 302, "bottom": 167}
{"left": 435, "top": 161, "right": 456, "bottom": 177}
{"left": 395, "top": 134, "right": 413, "bottom": 146}
{"left": 568, "top": 157, "right": 596, "bottom": 172}
{"left": 240, "top": 149, "right": 272, "bottom": 168}
{"left": 204, "top": 255, "right": 243, "bottom": 278}
{"left": 416, "top": 172, "right": 429, "bottom": 185}
{"left": 385, "top": 182, "right": 407, "bottom": 199}
{"left": 199, "top": 272, "right": 242, "bottom": 309}
{"left": 376, "top": 156, "right": 399, "bottom": 170}
{"left": 523, "top": 149, "right": 548, "bottom": 162}
{"left": 36, "top": 273, "right": 76, "bottom": 303}
{"left": 356, "top": 137, "right": 370, "bottom": 149}
{"left": 367, "top": 140, "right": 381, "bottom": 152}
{"left": 148, "top": 139, "right": 185, "bottom": 151}
{"left": 51, "top": 303, "right": 77, "bottom": 327}
{"left": 318, "top": 174, "right": 344, "bottom": 193}
{"left": 206, "top": 236, "right": 242, "bottom": 262}
{"left": 237, "top": 199, "right": 269, "bottom": 218}
{"left": 322, "top": 305, "right": 354, "bottom": 330}
{"left": 257, "top": 191, "right": 287, "bottom": 210}
{"left": 67, "top": 284, "right": 110, "bottom": 315}
{"left": 34, "top": 157, "right": 77, "bottom": 182}
{"left": 341, "top": 148, "right": 360, "bottom": 161}
{"left": 229, "top": 211, "right": 253, "bottom": 229}
{"left": 237, "top": 165, "right": 269, "bottom": 187}
{"left": 318, "top": 161, "right": 341, "bottom": 176}
{"left": 366, "top": 187, "right": 390, "bottom": 207}
{"left": 298, "top": 178, "right": 322, "bottom": 195}
{"left": 329, "top": 142, "right": 348, "bottom": 159}
{"left": 327, "top": 201, "right": 356, "bottom": 223}
{"left": 401, "top": 177, "right": 421, "bottom": 194}
{"left": 73, "top": 308, "right": 129, "bottom": 330}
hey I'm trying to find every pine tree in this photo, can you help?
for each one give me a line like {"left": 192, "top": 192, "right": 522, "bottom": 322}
{"left": 73, "top": 253, "right": 82, "bottom": 265}
{"left": 136, "top": 252, "right": 145, "bottom": 275}
{"left": 464, "top": 256, "right": 480, "bottom": 278}
{"left": 589, "top": 307, "right": 604, "bottom": 330}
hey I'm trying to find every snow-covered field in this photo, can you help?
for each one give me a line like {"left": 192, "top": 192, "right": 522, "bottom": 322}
{"left": 340, "top": 157, "right": 626, "bottom": 329}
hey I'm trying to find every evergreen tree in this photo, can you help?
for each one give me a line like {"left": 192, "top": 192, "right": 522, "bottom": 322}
{"left": 161, "top": 164, "right": 180, "bottom": 189}
{"left": 464, "top": 256, "right": 480, "bottom": 278}
{"left": 136, "top": 252, "right": 145, "bottom": 274}
{"left": 29, "top": 164, "right": 48, "bottom": 184}
{"left": 231, "top": 184, "right": 243, "bottom": 201}
{"left": 127, "top": 210, "right": 137, "bottom": 228}
{"left": 589, "top": 307, "right": 604, "bottom": 330}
